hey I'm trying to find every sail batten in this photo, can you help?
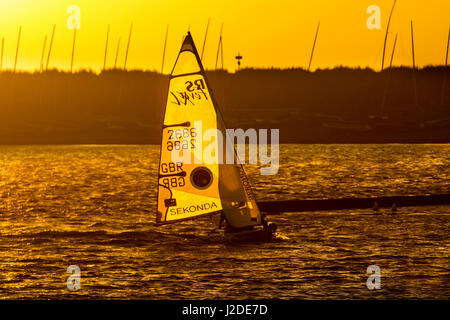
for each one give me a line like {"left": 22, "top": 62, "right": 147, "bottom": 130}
{"left": 170, "top": 71, "right": 203, "bottom": 79}
{"left": 156, "top": 32, "right": 261, "bottom": 229}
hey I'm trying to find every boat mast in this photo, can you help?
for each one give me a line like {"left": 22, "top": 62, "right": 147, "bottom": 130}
{"left": 215, "top": 24, "right": 225, "bottom": 113}
{"left": 220, "top": 30, "right": 224, "bottom": 70}
{"left": 411, "top": 20, "right": 418, "bottom": 109}
{"left": 14, "top": 26, "right": 22, "bottom": 73}
{"left": 123, "top": 22, "right": 133, "bottom": 71}
{"left": 114, "top": 37, "right": 121, "bottom": 70}
{"left": 45, "top": 24, "right": 56, "bottom": 71}
{"left": 441, "top": 25, "right": 450, "bottom": 107}
{"left": 381, "top": 0, "right": 396, "bottom": 71}
{"left": 201, "top": 18, "right": 210, "bottom": 62}
{"left": 70, "top": 28, "right": 77, "bottom": 73}
{"left": 389, "top": 34, "right": 398, "bottom": 67}
{"left": 380, "top": 34, "right": 398, "bottom": 116}
{"left": 40, "top": 35, "right": 47, "bottom": 73}
{"left": 0, "top": 37, "right": 4, "bottom": 72}
{"left": 307, "top": 21, "right": 320, "bottom": 71}
{"left": 103, "top": 24, "right": 110, "bottom": 72}
{"left": 215, "top": 24, "right": 224, "bottom": 70}
{"left": 161, "top": 25, "right": 169, "bottom": 74}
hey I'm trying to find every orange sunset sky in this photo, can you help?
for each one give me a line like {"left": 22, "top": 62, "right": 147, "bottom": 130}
{"left": 0, "top": 0, "right": 449, "bottom": 72}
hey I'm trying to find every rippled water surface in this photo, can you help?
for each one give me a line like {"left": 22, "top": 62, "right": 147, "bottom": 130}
{"left": 0, "top": 144, "right": 448, "bottom": 299}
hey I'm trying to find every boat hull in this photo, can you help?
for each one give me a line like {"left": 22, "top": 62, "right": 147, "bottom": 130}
{"left": 223, "top": 226, "right": 275, "bottom": 243}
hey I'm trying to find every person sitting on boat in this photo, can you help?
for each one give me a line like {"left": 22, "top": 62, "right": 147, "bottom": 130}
{"left": 261, "top": 213, "right": 268, "bottom": 227}
{"left": 261, "top": 213, "right": 277, "bottom": 233}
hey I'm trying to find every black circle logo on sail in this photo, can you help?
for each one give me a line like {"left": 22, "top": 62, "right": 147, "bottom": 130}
{"left": 190, "top": 167, "right": 213, "bottom": 189}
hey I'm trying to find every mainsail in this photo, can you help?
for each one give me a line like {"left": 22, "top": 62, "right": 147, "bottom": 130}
{"left": 156, "top": 32, "right": 261, "bottom": 229}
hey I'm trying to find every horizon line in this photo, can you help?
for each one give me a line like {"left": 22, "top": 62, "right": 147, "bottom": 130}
{"left": 0, "top": 64, "right": 449, "bottom": 76}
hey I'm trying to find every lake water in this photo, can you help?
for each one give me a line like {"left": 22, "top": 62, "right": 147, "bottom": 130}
{"left": 0, "top": 144, "right": 448, "bottom": 299}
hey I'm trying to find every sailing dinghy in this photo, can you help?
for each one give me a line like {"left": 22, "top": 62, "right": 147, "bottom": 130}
{"left": 156, "top": 32, "right": 277, "bottom": 242}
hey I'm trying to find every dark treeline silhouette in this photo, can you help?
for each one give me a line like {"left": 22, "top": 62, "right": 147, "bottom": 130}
{"left": 0, "top": 67, "right": 449, "bottom": 144}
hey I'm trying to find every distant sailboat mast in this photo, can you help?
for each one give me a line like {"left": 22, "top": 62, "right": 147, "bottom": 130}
{"left": 411, "top": 21, "right": 419, "bottom": 109}
{"left": 441, "top": 25, "right": 450, "bottom": 107}
{"left": 40, "top": 35, "right": 47, "bottom": 73}
{"left": 215, "top": 24, "right": 224, "bottom": 70}
{"left": 201, "top": 18, "right": 210, "bottom": 62}
{"left": 0, "top": 37, "right": 4, "bottom": 72}
{"left": 123, "top": 23, "right": 133, "bottom": 70}
{"left": 70, "top": 27, "right": 77, "bottom": 73}
{"left": 308, "top": 21, "right": 320, "bottom": 71}
{"left": 114, "top": 37, "right": 121, "bottom": 70}
{"left": 380, "top": 34, "right": 398, "bottom": 116}
{"left": 161, "top": 25, "right": 169, "bottom": 74}
{"left": 103, "top": 24, "right": 110, "bottom": 71}
{"left": 70, "top": 28, "right": 77, "bottom": 73}
{"left": 381, "top": 0, "right": 397, "bottom": 71}
{"left": 389, "top": 34, "right": 398, "bottom": 68}
{"left": 45, "top": 24, "right": 56, "bottom": 71}
{"left": 14, "top": 26, "right": 22, "bottom": 73}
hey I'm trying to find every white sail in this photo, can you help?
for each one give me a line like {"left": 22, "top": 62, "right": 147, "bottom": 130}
{"left": 156, "top": 32, "right": 261, "bottom": 229}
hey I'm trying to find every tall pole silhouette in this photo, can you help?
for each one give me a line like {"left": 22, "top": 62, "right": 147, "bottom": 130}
{"left": 307, "top": 22, "right": 320, "bottom": 71}
{"left": 40, "top": 35, "right": 47, "bottom": 72}
{"left": 411, "top": 21, "right": 418, "bottom": 108}
{"left": 389, "top": 34, "right": 398, "bottom": 68}
{"left": 441, "top": 25, "right": 450, "bottom": 107}
{"left": 46, "top": 24, "right": 56, "bottom": 71}
{"left": 215, "top": 24, "right": 224, "bottom": 70}
{"left": 201, "top": 18, "right": 210, "bottom": 61}
{"left": 411, "top": 22, "right": 416, "bottom": 70}
{"left": 114, "top": 37, "right": 121, "bottom": 70}
{"left": 381, "top": 0, "right": 397, "bottom": 71}
{"left": 161, "top": 25, "right": 169, "bottom": 74}
{"left": 103, "top": 24, "right": 110, "bottom": 71}
{"left": 123, "top": 23, "right": 133, "bottom": 70}
{"left": 220, "top": 31, "right": 224, "bottom": 70}
{"left": 0, "top": 37, "right": 4, "bottom": 71}
{"left": 14, "top": 26, "right": 22, "bottom": 73}
{"left": 381, "top": 34, "right": 398, "bottom": 115}
{"left": 70, "top": 28, "right": 77, "bottom": 73}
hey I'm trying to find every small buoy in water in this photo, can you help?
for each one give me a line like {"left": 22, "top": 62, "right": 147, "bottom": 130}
{"left": 392, "top": 202, "right": 397, "bottom": 214}
{"left": 373, "top": 201, "right": 379, "bottom": 213}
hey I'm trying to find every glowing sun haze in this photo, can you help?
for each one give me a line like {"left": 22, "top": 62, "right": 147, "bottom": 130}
{"left": 0, "top": 0, "right": 448, "bottom": 72}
